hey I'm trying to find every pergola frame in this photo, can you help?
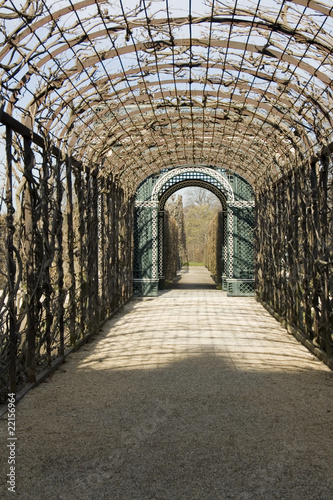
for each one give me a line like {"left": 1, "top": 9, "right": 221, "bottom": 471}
{"left": 1, "top": 0, "right": 333, "bottom": 400}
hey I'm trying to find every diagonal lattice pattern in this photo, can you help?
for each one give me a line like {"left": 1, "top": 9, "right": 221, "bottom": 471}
{"left": 0, "top": 0, "right": 333, "bottom": 192}
{"left": 1, "top": 1, "right": 333, "bottom": 403}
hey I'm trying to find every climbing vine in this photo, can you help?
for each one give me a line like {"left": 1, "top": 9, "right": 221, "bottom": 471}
{"left": 0, "top": 121, "right": 134, "bottom": 402}
{"left": 256, "top": 146, "right": 333, "bottom": 357}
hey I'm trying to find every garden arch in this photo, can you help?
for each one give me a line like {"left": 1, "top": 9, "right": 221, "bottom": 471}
{"left": 1, "top": 0, "right": 333, "bottom": 397}
{"left": 133, "top": 166, "right": 255, "bottom": 296}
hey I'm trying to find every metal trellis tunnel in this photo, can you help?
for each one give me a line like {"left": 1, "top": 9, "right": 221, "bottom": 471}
{"left": 1, "top": 0, "right": 333, "bottom": 401}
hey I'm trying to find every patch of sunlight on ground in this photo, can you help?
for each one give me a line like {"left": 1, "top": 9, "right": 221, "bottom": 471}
{"left": 75, "top": 290, "right": 329, "bottom": 374}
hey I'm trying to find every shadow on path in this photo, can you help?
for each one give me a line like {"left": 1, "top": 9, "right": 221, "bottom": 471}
{"left": 2, "top": 278, "right": 333, "bottom": 500}
{"left": 165, "top": 265, "right": 217, "bottom": 290}
{"left": 6, "top": 351, "right": 333, "bottom": 500}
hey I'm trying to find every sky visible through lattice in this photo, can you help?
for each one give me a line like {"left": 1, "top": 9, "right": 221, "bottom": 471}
{"left": 1, "top": 0, "right": 333, "bottom": 201}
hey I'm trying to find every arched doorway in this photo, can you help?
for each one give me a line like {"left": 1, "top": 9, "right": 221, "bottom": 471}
{"left": 159, "top": 182, "right": 227, "bottom": 288}
{"left": 133, "top": 166, "right": 255, "bottom": 296}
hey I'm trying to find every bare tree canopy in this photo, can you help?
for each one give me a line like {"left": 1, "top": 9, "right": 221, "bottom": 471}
{"left": 182, "top": 187, "right": 222, "bottom": 210}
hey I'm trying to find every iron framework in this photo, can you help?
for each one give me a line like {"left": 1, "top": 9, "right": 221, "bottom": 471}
{"left": 1, "top": 0, "right": 333, "bottom": 397}
{"left": 133, "top": 166, "right": 255, "bottom": 296}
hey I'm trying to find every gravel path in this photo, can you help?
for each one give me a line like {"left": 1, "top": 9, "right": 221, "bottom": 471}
{"left": 1, "top": 267, "right": 333, "bottom": 499}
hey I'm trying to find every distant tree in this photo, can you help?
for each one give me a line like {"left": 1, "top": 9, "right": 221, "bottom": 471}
{"left": 205, "top": 212, "right": 223, "bottom": 284}
{"left": 165, "top": 194, "right": 188, "bottom": 264}
{"left": 184, "top": 187, "right": 221, "bottom": 210}
{"left": 183, "top": 188, "right": 221, "bottom": 263}
{"left": 163, "top": 212, "right": 179, "bottom": 280}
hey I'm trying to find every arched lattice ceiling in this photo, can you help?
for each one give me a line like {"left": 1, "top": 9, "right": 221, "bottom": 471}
{"left": 1, "top": 0, "right": 333, "bottom": 193}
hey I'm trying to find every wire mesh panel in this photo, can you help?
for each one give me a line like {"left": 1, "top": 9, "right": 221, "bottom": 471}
{"left": 232, "top": 207, "right": 255, "bottom": 280}
{"left": 0, "top": 123, "right": 134, "bottom": 402}
{"left": 1, "top": 0, "right": 333, "bottom": 392}
{"left": 256, "top": 147, "right": 333, "bottom": 357}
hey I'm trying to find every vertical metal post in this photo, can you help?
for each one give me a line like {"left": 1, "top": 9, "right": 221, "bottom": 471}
{"left": 99, "top": 180, "right": 106, "bottom": 317}
{"left": 66, "top": 158, "right": 76, "bottom": 344}
{"left": 55, "top": 157, "right": 64, "bottom": 355}
{"left": 300, "top": 166, "right": 311, "bottom": 337}
{"left": 293, "top": 172, "right": 300, "bottom": 328}
{"left": 75, "top": 168, "right": 86, "bottom": 337}
{"left": 41, "top": 149, "right": 52, "bottom": 366}
{"left": 114, "top": 185, "right": 120, "bottom": 304}
{"left": 272, "top": 184, "right": 279, "bottom": 311}
{"left": 109, "top": 178, "right": 115, "bottom": 310}
{"left": 23, "top": 136, "right": 36, "bottom": 383}
{"left": 6, "top": 126, "right": 17, "bottom": 392}
{"left": 287, "top": 172, "right": 295, "bottom": 327}
{"left": 319, "top": 150, "right": 331, "bottom": 353}
{"left": 281, "top": 177, "right": 288, "bottom": 322}
{"left": 86, "top": 168, "right": 94, "bottom": 329}
{"left": 310, "top": 159, "right": 319, "bottom": 342}
{"left": 279, "top": 182, "right": 284, "bottom": 313}
{"left": 91, "top": 169, "right": 99, "bottom": 332}
{"left": 266, "top": 188, "right": 273, "bottom": 306}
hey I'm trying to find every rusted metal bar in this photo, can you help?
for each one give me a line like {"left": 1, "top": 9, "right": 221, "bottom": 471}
{"left": 75, "top": 168, "right": 86, "bottom": 338}
{"left": 276, "top": 184, "right": 281, "bottom": 311}
{"left": 286, "top": 172, "right": 295, "bottom": 327}
{"left": 99, "top": 181, "right": 106, "bottom": 319}
{"left": 91, "top": 169, "right": 100, "bottom": 333}
{"left": 86, "top": 168, "right": 94, "bottom": 332}
{"left": 274, "top": 183, "right": 281, "bottom": 312}
{"left": 278, "top": 177, "right": 286, "bottom": 322}
{"left": 107, "top": 178, "right": 115, "bottom": 313}
{"left": 318, "top": 150, "right": 331, "bottom": 354}
{"left": 310, "top": 159, "right": 320, "bottom": 342}
{"left": 299, "top": 165, "right": 312, "bottom": 337}
{"left": 41, "top": 150, "right": 52, "bottom": 366}
{"left": 115, "top": 188, "right": 122, "bottom": 305}
{"left": 293, "top": 172, "right": 301, "bottom": 329}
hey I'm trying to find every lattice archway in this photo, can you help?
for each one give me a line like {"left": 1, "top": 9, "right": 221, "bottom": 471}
{"left": 2, "top": 0, "right": 333, "bottom": 400}
{"left": 159, "top": 179, "right": 227, "bottom": 211}
{"left": 157, "top": 177, "right": 227, "bottom": 291}
{"left": 152, "top": 166, "right": 234, "bottom": 204}
{"left": 133, "top": 166, "right": 255, "bottom": 296}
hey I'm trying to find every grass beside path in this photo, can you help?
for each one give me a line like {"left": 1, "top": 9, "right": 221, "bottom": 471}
{"left": 183, "top": 261, "right": 205, "bottom": 266}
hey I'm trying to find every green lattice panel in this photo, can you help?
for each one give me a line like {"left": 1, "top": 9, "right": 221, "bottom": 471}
{"left": 135, "top": 176, "right": 153, "bottom": 202}
{"left": 133, "top": 207, "right": 153, "bottom": 279}
{"left": 232, "top": 206, "right": 254, "bottom": 280}
{"left": 227, "top": 280, "right": 255, "bottom": 296}
{"left": 233, "top": 174, "right": 254, "bottom": 202}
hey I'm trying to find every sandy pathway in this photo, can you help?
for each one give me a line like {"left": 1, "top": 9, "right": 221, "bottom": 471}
{"left": 1, "top": 267, "right": 333, "bottom": 499}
